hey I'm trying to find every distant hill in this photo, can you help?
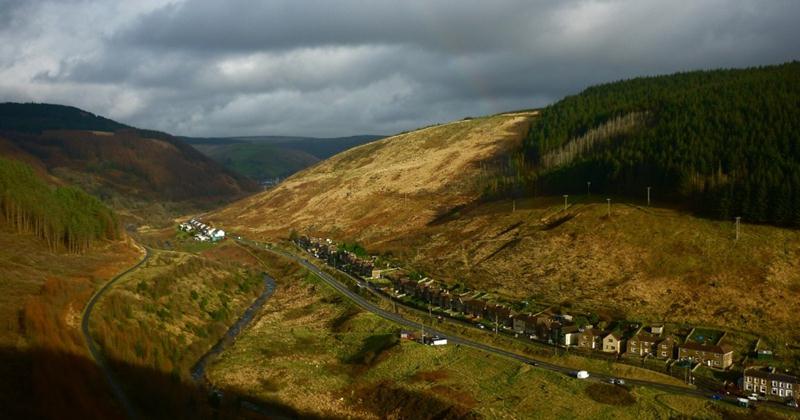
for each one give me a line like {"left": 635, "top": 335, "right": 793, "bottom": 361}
{"left": 0, "top": 103, "right": 129, "bottom": 133}
{"left": 510, "top": 61, "right": 800, "bottom": 226}
{"left": 184, "top": 134, "right": 383, "bottom": 182}
{"left": 0, "top": 103, "right": 259, "bottom": 224}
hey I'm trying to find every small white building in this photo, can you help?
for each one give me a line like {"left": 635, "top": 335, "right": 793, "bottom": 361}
{"left": 211, "top": 229, "right": 225, "bottom": 241}
{"left": 562, "top": 329, "right": 581, "bottom": 347}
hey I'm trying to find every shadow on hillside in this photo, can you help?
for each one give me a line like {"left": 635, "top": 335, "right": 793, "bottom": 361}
{"left": 427, "top": 193, "right": 701, "bottom": 227}
{"left": 0, "top": 346, "right": 320, "bottom": 420}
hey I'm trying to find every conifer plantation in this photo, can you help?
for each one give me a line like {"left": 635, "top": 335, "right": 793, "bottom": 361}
{"left": 0, "top": 157, "right": 119, "bottom": 252}
{"left": 504, "top": 62, "right": 800, "bottom": 226}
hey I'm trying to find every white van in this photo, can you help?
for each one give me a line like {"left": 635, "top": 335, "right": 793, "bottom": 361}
{"left": 576, "top": 370, "right": 590, "bottom": 379}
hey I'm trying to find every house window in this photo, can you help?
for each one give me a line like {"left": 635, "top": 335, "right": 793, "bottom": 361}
{"left": 745, "top": 384, "right": 752, "bottom": 390}
{"left": 788, "top": 390, "right": 793, "bottom": 397}
{"left": 661, "top": 351, "right": 666, "bottom": 357}
{"left": 773, "top": 381, "right": 778, "bottom": 387}
{"left": 788, "top": 384, "right": 793, "bottom": 389}
{"left": 746, "top": 377, "right": 752, "bottom": 383}
{"left": 772, "top": 388, "right": 778, "bottom": 395}
{"left": 761, "top": 386, "right": 766, "bottom": 393}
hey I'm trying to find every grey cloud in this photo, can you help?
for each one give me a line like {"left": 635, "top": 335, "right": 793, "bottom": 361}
{"left": 1, "top": 0, "right": 799, "bottom": 137}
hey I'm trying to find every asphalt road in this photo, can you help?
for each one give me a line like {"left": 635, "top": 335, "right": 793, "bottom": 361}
{"left": 81, "top": 245, "right": 150, "bottom": 420}
{"left": 241, "top": 240, "right": 713, "bottom": 400}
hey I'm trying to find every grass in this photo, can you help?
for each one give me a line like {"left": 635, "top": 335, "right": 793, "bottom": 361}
{"left": 92, "top": 244, "right": 263, "bottom": 375}
{"left": 689, "top": 328, "right": 725, "bottom": 345}
{"left": 585, "top": 383, "right": 636, "bottom": 406}
{"left": 202, "top": 249, "right": 785, "bottom": 419}
{"left": 88, "top": 238, "right": 270, "bottom": 417}
{"left": 0, "top": 224, "right": 141, "bottom": 417}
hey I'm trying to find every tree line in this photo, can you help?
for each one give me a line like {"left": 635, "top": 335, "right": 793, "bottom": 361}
{"left": 0, "top": 157, "right": 119, "bottom": 252}
{"left": 491, "top": 61, "right": 800, "bottom": 226}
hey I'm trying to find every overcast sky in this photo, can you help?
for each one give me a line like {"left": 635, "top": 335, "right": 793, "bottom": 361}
{"left": 1, "top": 0, "right": 798, "bottom": 137}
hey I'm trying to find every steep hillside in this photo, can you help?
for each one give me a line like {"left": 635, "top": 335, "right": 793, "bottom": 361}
{"left": 0, "top": 155, "right": 141, "bottom": 417}
{"left": 210, "top": 64, "right": 800, "bottom": 349}
{"left": 209, "top": 113, "right": 536, "bottom": 242}
{"left": 0, "top": 103, "right": 259, "bottom": 224}
{"left": 516, "top": 62, "right": 800, "bottom": 226}
{"left": 185, "top": 134, "right": 383, "bottom": 182}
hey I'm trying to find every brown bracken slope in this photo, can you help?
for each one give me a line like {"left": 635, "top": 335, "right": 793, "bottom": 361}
{"left": 209, "top": 113, "right": 535, "bottom": 244}
{"left": 210, "top": 110, "right": 800, "bottom": 361}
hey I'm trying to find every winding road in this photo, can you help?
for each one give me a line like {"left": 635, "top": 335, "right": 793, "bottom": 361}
{"left": 235, "top": 238, "right": 720, "bottom": 400}
{"left": 81, "top": 245, "right": 150, "bottom": 420}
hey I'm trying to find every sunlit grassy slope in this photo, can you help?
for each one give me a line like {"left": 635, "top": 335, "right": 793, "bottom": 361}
{"left": 210, "top": 109, "right": 800, "bottom": 355}
{"left": 207, "top": 249, "right": 790, "bottom": 419}
{"left": 210, "top": 113, "right": 535, "bottom": 243}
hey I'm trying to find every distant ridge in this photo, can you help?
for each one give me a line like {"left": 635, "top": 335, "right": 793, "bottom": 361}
{"left": 184, "top": 134, "right": 384, "bottom": 181}
{"left": 0, "top": 102, "right": 258, "bottom": 224}
{"left": 0, "top": 102, "right": 130, "bottom": 133}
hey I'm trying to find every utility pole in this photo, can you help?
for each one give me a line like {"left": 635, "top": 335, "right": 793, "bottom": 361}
{"left": 735, "top": 217, "right": 741, "bottom": 241}
{"left": 606, "top": 198, "right": 611, "bottom": 217}
{"left": 647, "top": 186, "right": 651, "bottom": 206}
{"left": 587, "top": 181, "right": 591, "bottom": 197}
{"left": 563, "top": 194, "right": 569, "bottom": 211}
{"left": 495, "top": 312, "right": 499, "bottom": 336}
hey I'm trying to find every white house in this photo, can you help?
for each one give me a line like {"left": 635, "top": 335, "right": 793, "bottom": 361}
{"left": 562, "top": 327, "right": 581, "bottom": 347}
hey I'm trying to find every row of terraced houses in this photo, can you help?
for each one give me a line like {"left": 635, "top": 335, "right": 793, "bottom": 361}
{"left": 294, "top": 235, "right": 798, "bottom": 403}
{"left": 380, "top": 269, "right": 738, "bottom": 367}
{"left": 295, "top": 236, "right": 374, "bottom": 278}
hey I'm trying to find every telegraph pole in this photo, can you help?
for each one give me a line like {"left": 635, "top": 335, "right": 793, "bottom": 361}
{"left": 647, "top": 186, "right": 651, "bottom": 206}
{"left": 587, "top": 181, "right": 591, "bottom": 197}
{"left": 563, "top": 194, "right": 569, "bottom": 211}
{"left": 735, "top": 217, "right": 741, "bottom": 241}
{"left": 606, "top": 198, "right": 611, "bottom": 217}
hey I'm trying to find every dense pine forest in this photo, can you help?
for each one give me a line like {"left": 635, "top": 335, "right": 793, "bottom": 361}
{"left": 503, "top": 62, "right": 800, "bottom": 226}
{"left": 0, "top": 103, "right": 129, "bottom": 133}
{"left": 0, "top": 157, "right": 119, "bottom": 252}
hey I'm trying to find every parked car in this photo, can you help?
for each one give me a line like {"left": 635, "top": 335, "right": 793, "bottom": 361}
{"left": 788, "top": 400, "right": 799, "bottom": 408}
{"left": 710, "top": 394, "right": 722, "bottom": 401}
{"left": 575, "top": 370, "right": 590, "bottom": 379}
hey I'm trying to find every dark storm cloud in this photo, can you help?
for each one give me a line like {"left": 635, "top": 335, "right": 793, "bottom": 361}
{"left": 1, "top": 0, "right": 799, "bottom": 137}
